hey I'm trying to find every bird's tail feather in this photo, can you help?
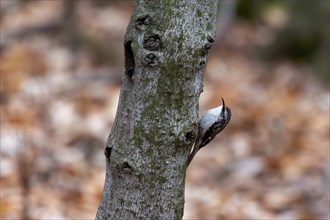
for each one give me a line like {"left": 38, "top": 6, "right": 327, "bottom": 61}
{"left": 187, "top": 139, "right": 202, "bottom": 166}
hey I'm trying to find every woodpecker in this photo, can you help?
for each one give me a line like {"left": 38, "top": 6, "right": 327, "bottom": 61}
{"left": 187, "top": 98, "right": 231, "bottom": 166}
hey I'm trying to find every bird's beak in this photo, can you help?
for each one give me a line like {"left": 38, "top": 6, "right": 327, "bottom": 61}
{"left": 221, "top": 98, "right": 226, "bottom": 116}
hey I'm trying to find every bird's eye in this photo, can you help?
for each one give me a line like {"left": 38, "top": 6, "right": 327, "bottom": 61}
{"left": 220, "top": 108, "right": 225, "bottom": 117}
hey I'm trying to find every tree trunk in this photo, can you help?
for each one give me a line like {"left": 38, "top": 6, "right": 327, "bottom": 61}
{"left": 96, "top": 0, "right": 219, "bottom": 219}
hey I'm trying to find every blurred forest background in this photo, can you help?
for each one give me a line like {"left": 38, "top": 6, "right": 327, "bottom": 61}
{"left": 0, "top": 0, "right": 329, "bottom": 219}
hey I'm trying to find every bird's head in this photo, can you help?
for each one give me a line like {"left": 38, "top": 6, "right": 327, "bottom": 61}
{"left": 220, "top": 98, "right": 232, "bottom": 126}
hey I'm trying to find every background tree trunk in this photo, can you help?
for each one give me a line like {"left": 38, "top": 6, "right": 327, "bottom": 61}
{"left": 96, "top": 0, "right": 219, "bottom": 219}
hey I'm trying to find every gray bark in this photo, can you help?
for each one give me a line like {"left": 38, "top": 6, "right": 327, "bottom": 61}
{"left": 96, "top": 0, "right": 219, "bottom": 219}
